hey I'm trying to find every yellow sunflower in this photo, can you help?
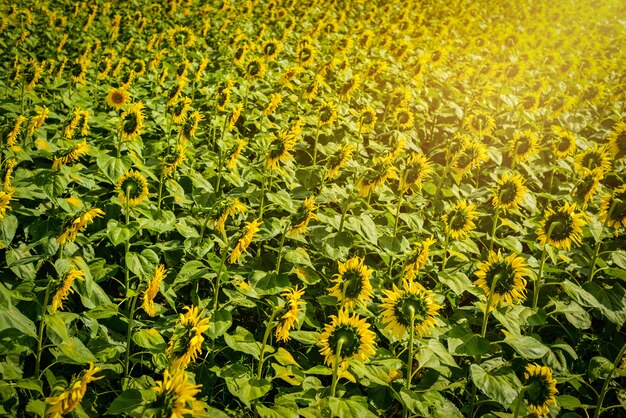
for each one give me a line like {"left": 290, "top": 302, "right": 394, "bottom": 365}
{"left": 404, "top": 236, "right": 437, "bottom": 280}
{"left": 318, "top": 308, "right": 377, "bottom": 371}
{"left": 142, "top": 264, "right": 166, "bottom": 317}
{"left": 574, "top": 145, "right": 612, "bottom": 177}
{"left": 326, "top": 143, "right": 355, "bottom": 180}
{"left": 50, "top": 269, "right": 86, "bottom": 313}
{"left": 551, "top": 126, "right": 577, "bottom": 159}
{"left": 380, "top": 280, "right": 442, "bottom": 338}
{"left": 392, "top": 107, "right": 414, "bottom": 131}
{"left": 599, "top": 184, "right": 626, "bottom": 234}
{"left": 492, "top": 172, "right": 527, "bottom": 211}
{"left": 464, "top": 111, "right": 496, "bottom": 136}
{"left": 105, "top": 87, "right": 130, "bottom": 110}
{"left": 57, "top": 208, "right": 105, "bottom": 245}
{"left": 166, "top": 305, "right": 210, "bottom": 370}
{"left": 474, "top": 251, "right": 529, "bottom": 308}
{"left": 0, "top": 191, "right": 14, "bottom": 220}
{"left": 170, "top": 97, "right": 192, "bottom": 125}
{"left": 508, "top": 130, "right": 539, "bottom": 164}
{"left": 52, "top": 139, "right": 90, "bottom": 171}
{"left": 452, "top": 140, "right": 489, "bottom": 178}
{"left": 116, "top": 170, "right": 149, "bottom": 206}
{"left": 151, "top": 368, "right": 203, "bottom": 417}
{"left": 523, "top": 363, "right": 558, "bottom": 417}
{"left": 266, "top": 130, "right": 296, "bottom": 172}
{"left": 213, "top": 197, "right": 246, "bottom": 234}
{"left": 574, "top": 172, "right": 602, "bottom": 204}
{"left": 357, "top": 157, "right": 398, "bottom": 196}
{"left": 442, "top": 200, "right": 479, "bottom": 240}
{"left": 163, "top": 145, "right": 187, "bottom": 178}
{"left": 45, "top": 363, "right": 103, "bottom": 417}
{"left": 244, "top": 57, "right": 267, "bottom": 81}
{"left": 120, "top": 102, "right": 145, "bottom": 140}
{"left": 289, "top": 196, "right": 318, "bottom": 237}
{"left": 359, "top": 107, "right": 377, "bottom": 134}
{"left": 226, "top": 139, "right": 246, "bottom": 169}
{"left": 261, "top": 39, "right": 282, "bottom": 60}
{"left": 275, "top": 286, "right": 306, "bottom": 343}
{"left": 399, "top": 153, "right": 433, "bottom": 192}
{"left": 318, "top": 100, "right": 338, "bottom": 126}
{"left": 327, "top": 256, "right": 375, "bottom": 308}
{"left": 230, "top": 219, "right": 261, "bottom": 263}
{"left": 608, "top": 121, "right": 626, "bottom": 158}
{"left": 537, "top": 202, "right": 586, "bottom": 250}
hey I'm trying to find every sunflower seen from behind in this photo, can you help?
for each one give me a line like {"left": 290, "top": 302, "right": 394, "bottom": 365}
{"left": 380, "top": 279, "right": 442, "bottom": 339}
{"left": 492, "top": 172, "right": 527, "bottom": 211}
{"left": 327, "top": 256, "right": 375, "bottom": 309}
{"left": 442, "top": 199, "right": 479, "bottom": 240}
{"left": 537, "top": 202, "right": 586, "bottom": 250}
{"left": 474, "top": 251, "right": 529, "bottom": 309}
{"left": 599, "top": 184, "right": 626, "bottom": 234}
{"left": 523, "top": 363, "right": 558, "bottom": 417}
{"left": 116, "top": 169, "right": 149, "bottom": 206}
{"left": 275, "top": 286, "right": 306, "bottom": 343}
{"left": 166, "top": 305, "right": 210, "bottom": 371}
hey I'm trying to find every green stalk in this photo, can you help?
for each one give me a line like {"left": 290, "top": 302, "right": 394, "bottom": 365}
{"left": 123, "top": 194, "right": 135, "bottom": 378}
{"left": 533, "top": 221, "right": 557, "bottom": 310}
{"left": 588, "top": 199, "right": 618, "bottom": 282}
{"left": 212, "top": 236, "right": 230, "bottom": 313}
{"left": 330, "top": 339, "right": 345, "bottom": 398}
{"left": 123, "top": 295, "right": 137, "bottom": 378}
{"left": 34, "top": 281, "right": 52, "bottom": 378}
{"left": 512, "top": 386, "right": 527, "bottom": 418}
{"left": 275, "top": 223, "right": 289, "bottom": 274}
{"left": 19, "top": 79, "right": 25, "bottom": 115}
{"left": 406, "top": 308, "right": 416, "bottom": 391}
{"left": 312, "top": 120, "right": 321, "bottom": 165}
{"left": 489, "top": 207, "right": 501, "bottom": 254}
{"left": 156, "top": 170, "right": 165, "bottom": 210}
{"left": 440, "top": 231, "right": 450, "bottom": 272}
{"left": 216, "top": 115, "right": 228, "bottom": 191}
{"left": 593, "top": 342, "right": 626, "bottom": 418}
{"left": 433, "top": 161, "right": 450, "bottom": 204}
{"left": 256, "top": 307, "right": 280, "bottom": 380}
{"left": 393, "top": 192, "right": 404, "bottom": 238}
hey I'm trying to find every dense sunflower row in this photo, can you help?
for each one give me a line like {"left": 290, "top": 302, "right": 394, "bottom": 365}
{"left": 0, "top": 0, "right": 625, "bottom": 417}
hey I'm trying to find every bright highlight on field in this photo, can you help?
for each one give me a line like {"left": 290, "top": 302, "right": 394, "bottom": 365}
{"left": 1, "top": 0, "right": 625, "bottom": 417}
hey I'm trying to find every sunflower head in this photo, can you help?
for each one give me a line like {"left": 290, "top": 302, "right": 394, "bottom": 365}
{"left": 359, "top": 107, "right": 377, "bottom": 133}
{"left": 318, "top": 100, "right": 338, "bottom": 126}
{"left": 537, "top": 202, "right": 586, "bottom": 250}
{"left": 328, "top": 257, "right": 375, "bottom": 308}
{"left": 474, "top": 251, "right": 529, "bottom": 309}
{"left": 401, "top": 153, "right": 433, "bottom": 192}
{"left": 381, "top": 280, "right": 442, "bottom": 339}
{"left": 464, "top": 111, "right": 496, "bottom": 136}
{"left": 508, "top": 130, "right": 539, "bottom": 164}
{"left": 492, "top": 172, "right": 527, "bottom": 211}
{"left": 244, "top": 57, "right": 266, "bottom": 80}
{"left": 318, "top": 308, "right": 377, "bottom": 371}
{"left": 574, "top": 145, "right": 612, "bottom": 178}
{"left": 116, "top": 170, "right": 149, "bottom": 206}
{"left": 442, "top": 200, "right": 478, "bottom": 240}
{"left": 393, "top": 107, "right": 414, "bottom": 131}
{"left": 121, "top": 102, "right": 145, "bottom": 140}
{"left": 404, "top": 237, "right": 437, "bottom": 280}
{"left": 289, "top": 196, "right": 318, "bottom": 237}
{"left": 551, "top": 126, "right": 577, "bottom": 158}
{"left": 608, "top": 121, "right": 626, "bottom": 158}
{"left": 523, "top": 363, "right": 558, "bottom": 417}
{"left": 599, "top": 184, "right": 626, "bottom": 234}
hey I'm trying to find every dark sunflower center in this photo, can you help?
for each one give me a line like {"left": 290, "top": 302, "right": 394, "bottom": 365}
{"left": 134, "top": 62, "right": 143, "bottom": 73}
{"left": 362, "top": 112, "right": 374, "bottom": 125}
{"left": 485, "top": 261, "right": 517, "bottom": 294}
{"left": 291, "top": 205, "right": 310, "bottom": 226}
{"left": 522, "top": 96, "right": 536, "bottom": 110}
{"left": 609, "top": 192, "right": 626, "bottom": 221}
{"left": 397, "top": 112, "right": 410, "bottom": 124}
{"left": 616, "top": 132, "right": 626, "bottom": 152}
{"left": 173, "top": 102, "right": 186, "bottom": 117}
{"left": 405, "top": 164, "right": 424, "bottom": 184}
{"left": 319, "top": 106, "right": 333, "bottom": 122}
{"left": 121, "top": 177, "right": 143, "bottom": 199}
{"left": 449, "top": 208, "right": 469, "bottom": 231}
{"left": 582, "top": 86, "right": 598, "bottom": 101}
{"left": 516, "top": 137, "right": 531, "bottom": 154}
{"left": 71, "top": 63, "right": 83, "bottom": 77}
{"left": 299, "top": 47, "right": 313, "bottom": 62}
{"left": 112, "top": 92, "right": 124, "bottom": 104}
{"left": 431, "top": 50, "right": 441, "bottom": 62}
{"left": 176, "top": 63, "right": 187, "bottom": 76}
{"left": 264, "top": 43, "right": 276, "bottom": 55}
{"left": 498, "top": 181, "right": 519, "bottom": 205}
{"left": 525, "top": 376, "right": 551, "bottom": 407}
{"left": 544, "top": 212, "right": 574, "bottom": 241}
{"left": 329, "top": 325, "right": 360, "bottom": 357}
{"left": 268, "top": 139, "right": 286, "bottom": 159}
{"left": 557, "top": 136, "right": 572, "bottom": 152}
{"left": 217, "top": 93, "right": 228, "bottom": 106}
{"left": 247, "top": 61, "right": 260, "bottom": 76}
{"left": 393, "top": 294, "right": 428, "bottom": 327}
{"left": 342, "top": 269, "right": 364, "bottom": 299}
{"left": 123, "top": 115, "right": 138, "bottom": 134}
{"left": 168, "top": 86, "right": 180, "bottom": 100}
{"left": 473, "top": 115, "right": 487, "bottom": 129}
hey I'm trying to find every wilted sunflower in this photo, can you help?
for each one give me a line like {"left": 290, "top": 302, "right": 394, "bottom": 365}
{"left": 150, "top": 369, "right": 203, "bottom": 417}
{"left": 318, "top": 308, "right": 377, "bottom": 371}
{"left": 523, "top": 363, "right": 558, "bottom": 417}
{"left": 357, "top": 157, "right": 398, "bottom": 196}
{"left": 142, "top": 264, "right": 166, "bottom": 317}
{"left": 163, "top": 145, "right": 186, "bottom": 177}
{"left": 599, "top": 184, "right": 626, "bottom": 234}
{"left": 551, "top": 126, "right": 577, "bottom": 158}
{"left": 608, "top": 121, "right": 626, "bottom": 158}
{"left": 230, "top": 219, "right": 261, "bottom": 263}
{"left": 404, "top": 236, "right": 437, "bottom": 280}
{"left": 45, "top": 363, "right": 103, "bottom": 417}
{"left": 262, "top": 93, "right": 282, "bottom": 117}
{"left": 474, "top": 251, "right": 529, "bottom": 308}
{"left": 400, "top": 153, "right": 433, "bottom": 192}
{"left": 318, "top": 100, "right": 338, "bottom": 126}
{"left": 508, "top": 130, "right": 539, "bottom": 164}
{"left": 380, "top": 280, "right": 442, "bottom": 338}
{"left": 105, "top": 87, "right": 130, "bottom": 110}
{"left": 289, "top": 196, "right": 318, "bottom": 236}
{"left": 52, "top": 139, "right": 89, "bottom": 171}
{"left": 116, "top": 170, "right": 149, "bottom": 206}
{"left": 227, "top": 102, "right": 244, "bottom": 131}
{"left": 213, "top": 197, "right": 246, "bottom": 234}
{"left": 442, "top": 200, "right": 479, "bottom": 240}
{"left": 326, "top": 143, "right": 354, "bottom": 180}
{"left": 181, "top": 110, "right": 203, "bottom": 141}
{"left": 266, "top": 130, "right": 296, "bottom": 171}
{"left": 167, "top": 305, "right": 210, "bottom": 370}
{"left": 574, "top": 144, "right": 612, "bottom": 177}
{"left": 57, "top": 208, "right": 104, "bottom": 245}
{"left": 537, "top": 202, "right": 586, "bottom": 250}
{"left": 226, "top": 139, "right": 246, "bottom": 169}
{"left": 275, "top": 286, "right": 306, "bottom": 342}
{"left": 327, "top": 257, "right": 375, "bottom": 308}
{"left": 120, "top": 102, "right": 145, "bottom": 140}
{"left": 50, "top": 269, "right": 86, "bottom": 313}
{"left": 170, "top": 97, "right": 192, "bottom": 125}
{"left": 464, "top": 111, "right": 496, "bottom": 136}
{"left": 492, "top": 172, "right": 527, "bottom": 211}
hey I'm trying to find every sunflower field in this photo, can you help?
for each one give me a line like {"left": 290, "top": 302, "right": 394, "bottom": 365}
{"left": 1, "top": 0, "right": 626, "bottom": 416}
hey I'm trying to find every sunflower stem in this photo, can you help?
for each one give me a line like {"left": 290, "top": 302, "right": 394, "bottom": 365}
{"left": 533, "top": 221, "right": 557, "bottom": 310}
{"left": 156, "top": 170, "right": 164, "bottom": 210}
{"left": 275, "top": 222, "right": 289, "bottom": 275}
{"left": 330, "top": 338, "right": 345, "bottom": 398}
{"left": 593, "top": 342, "right": 626, "bottom": 418}
{"left": 587, "top": 199, "right": 618, "bottom": 282}
{"left": 256, "top": 306, "right": 280, "bottom": 380}
{"left": 393, "top": 191, "right": 404, "bottom": 238}
{"left": 512, "top": 386, "right": 526, "bottom": 418}
{"left": 123, "top": 193, "right": 135, "bottom": 378}
{"left": 489, "top": 207, "right": 500, "bottom": 254}
{"left": 34, "top": 280, "right": 52, "bottom": 379}
{"left": 440, "top": 231, "right": 450, "bottom": 272}
{"left": 212, "top": 233, "right": 229, "bottom": 313}
{"left": 312, "top": 120, "right": 321, "bottom": 166}
{"left": 406, "top": 308, "right": 416, "bottom": 392}
{"left": 338, "top": 197, "right": 350, "bottom": 233}
{"left": 123, "top": 294, "right": 137, "bottom": 378}
{"left": 19, "top": 79, "right": 25, "bottom": 115}
{"left": 216, "top": 115, "right": 228, "bottom": 191}
{"left": 433, "top": 162, "right": 450, "bottom": 204}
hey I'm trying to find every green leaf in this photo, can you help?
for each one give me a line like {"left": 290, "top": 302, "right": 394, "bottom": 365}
{"left": 97, "top": 154, "right": 133, "bottom": 184}
{"left": 267, "top": 190, "right": 293, "bottom": 211}
{"left": 274, "top": 347, "right": 300, "bottom": 367}
{"left": 107, "top": 220, "right": 140, "bottom": 246}
{"left": 0, "top": 305, "right": 37, "bottom": 338}
{"left": 557, "top": 395, "right": 583, "bottom": 410}
{"left": 612, "top": 250, "right": 626, "bottom": 269}
{"left": 207, "top": 309, "right": 232, "bottom": 339}
{"left": 220, "top": 364, "right": 271, "bottom": 408}
{"left": 133, "top": 328, "right": 166, "bottom": 351}
{"left": 256, "top": 404, "right": 299, "bottom": 418}
{"left": 552, "top": 300, "right": 591, "bottom": 329}
{"left": 0, "top": 214, "right": 18, "bottom": 247}
{"left": 503, "top": 334, "right": 549, "bottom": 359}
{"left": 175, "top": 218, "right": 199, "bottom": 238}
{"left": 284, "top": 247, "right": 314, "bottom": 268}
{"left": 588, "top": 218, "right": 603, "bottom": 243}
{"left": 588, "top": 356, "right": 613, "bottom": 381}
{"left": 14, "top": 379, "right": 42, "bottom": 394}
{"left": 290, "top": 331, "right": 321, "bottom": 345}
{"left": 224, "top": 327, "right": 272, "bottom": 359}
{"left": 470, "top": 364, "right": 521, "bottom": 407}
{"left": 328, "top": 396, "right": 378, "bottom": 418}
{"left": 173, "top": 260, "right": 209, "bottom": 286}
{"left": 438, "top": 271, "right": 474, "bottom": 295}
{"left": 449, "top": 333, "right": 491, "bottom": 356}
{"left": 53, "top": 337, "right": 96, "bottom": 364}
{"left": 105, "top": 389, "right": 144, "bottom": 415}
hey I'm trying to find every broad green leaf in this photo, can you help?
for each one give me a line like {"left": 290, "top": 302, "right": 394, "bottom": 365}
{"left": 588, "top": 356, "right": 613, "bottom": 381}
{"left": 256, "top": 405, "right": 299, "bottom": 418}
{"left": 470, "top": 364, "right": 521, "bottom": 407}
{"left": 224, "top": 327, "right": 272, "bottom": 359}
{"left": 557, "top": 395, "right": 583, "bottom": 410}
{"left": 503, "top": 334, "right": 549, "bottom": 359}
{"left": 274, "top": 347, "right": 300, "bottom": 367}
{"left": 133, "top": 328, "right": 166, "bottom": 351}
{"left": 107, "top": 220, "right": 140, "bottom": 246}
{"left": 53, "top": 337, "right": 96, "bottom": 364}
{"left": 105, "top": 389, "right": 144, "bottom": 415}
{"left": 284, "top": 247, "right": 314, "bottom": 268}
{"left": 612, "top": 250, "right": 626, "bottom": 269}
{"left": 328, "top": 396, "right": 378, "bottom": 418}
{"left": 97, "top": 154, "right": 133, "bottom": 184}
{"left": 207, "top": 309, "right": 232, "bottom": 339}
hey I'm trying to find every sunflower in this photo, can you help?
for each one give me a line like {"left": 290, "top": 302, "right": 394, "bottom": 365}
{"left": 64, "top": 109, "right": 90, "bottom": 139}
{"left": 233, "top": 44, "right": 249, "bottom": 66}
{"left": 400, "top": 153, "right": 433, "bottom": 192}
{"left": 537, "top": 202, "right": 586, "bottom": 250}
{"left": 230, "top": 219, "right": 261, "bottom": 263}
{"left": 116, "top": 170, "right": 149, "bottom": 206}
{"left": 120, "top": 102, "right": 145, "bottom": 140}
{"left": 392, "top": 107, "right": 414, "bottom": 131}
{"left": 289, "top": 196, "right": 318, "bottom": 237}
{"left": 464, "top": 111, "right": 496, "bottom": 136}
{"left": 213, "top": 197, "right": 246, "bottom": 234}
{"left": 317, "top": 100, "right": 338, "bottom": 126}
{"left": 24, "top": 59, "right": 42, "bottom": 89}
{"left": 52, "top": 139, "right": 89, "bottom": 171}
{"left": 175, "top": 59, "right": 190, "bottom": 81}
{"left": 327, "top": 257, "right": 374, "bottom": 309}
{"left": 548, "top": 94, "right": 576, "bottom": 120}
{"left": 339, "top": 74, "right": 361, "bottom": 100}
{"left": 166, "top": 305, "right": 210, "bottom": 370}
{"left": 151, "top": 368, "right": 203, "bottom": 417}
{"left": 181, "top": 111, "right": 203, "bottom": 141}
{"left": 262, "top": 93, "right": 282, "bottom": 117}
{"left": 599, "top": 184, "right": 626, "bottom": 234}
{"left": 57, "top": 208, "right": 104, "bottom": 245}
{"left": 142, "top": 264, "right": 166, "bottom": 317}
{"left": 302, "top": 75, "right": 323, "bottom": 101}
{"left": 244, "top": 57, "right": 266, "bottom": 81}
{"left": 105, "top": 87, "right": 130, "bottom": 110}
{"left": 226, "top": 139, "right": 246, "bottom": 169}
{"left": 523, "top": 364, "right": 558, "bottom": 417}
{"left": 318, "top": 308, "right": 377, "bottom": 372}
{"left": 404, "top": 236, "right": 437, "bottom": 280}
{"left": 442, "top": 199, "right": 479, "bottom": 240}
{"left": 194, "top": 57, "right": 210, "bottom": 82}
{"left": 359, "top": 107, "right": 377, "bottom": 134}
{"left": 169, "top": 25, "right": 196, "bottom": 48}
{"left": 551, "top": 126, "right": 577, "bottom": 159}
{"left": 326, "top": 143, "right": 354, "bottom": 180}
{"left": 380, "top": 280, "right": 442, "bottom": 339}
{"left": 50, "top": 269, "right": 86, "bottom": 313}
{"left": 574, "top": 172, "right": 602, "bottom": 204}
{"left": 163, "top": 145, "right": 187, "bottom": 177}
{"left": 275, "top": 286, "right": 306, "bottom": 342}
{"left": 492, "top": 172, "right": 527, "bottom": 211}
{"left": 296, "top": 42, "right": 317, "bottom": 67}
{"left": 608, "top": 121, "right": 626, "bottom": 158}
{"left": 3, "top": 159, "right": 17, "bottom": 192}
{"left": 130, "top": 59, "right": 146, "bottom": 78}
{"left": 508, "top": 130, "right": 539, "bottom": 164}
{"left": 261, "top": 39, "right": 282, "bottom": 60}
{"left": 574, "top": 145, "right": 612, "bottom": 177}
{"left": 266, "top": 130, "right": 296, "bottom": 171}
{"left": 474, "top": 251, "right": 529, "bottom": 308}
{"left": 452, "top": 140, "right": 489, "bottom": 178}
{"left": 69, "top": 59, "right": 88, "bottom": 84}
{"left": 6, "top": 116, "right": 26, "bottom": 146}
{"left": 215, "top": 79, "right": 233, "bottom": 111}
{"left": 227, "top": 102, "right": 244, "bottom": 131}
{"left": 170, "top": 97, "right": 192, "bottom": 125}
{"left": 45, "top": 363, "right": 103, "bottom": 417}
{"left": 167, "top": 83, "right": 185, "bottom": 107}
{"left": 278, "top": 65, "right": 304, "bottom": 89}
{"left": 357, "top": 157, "right": 398, "bottom": 196}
